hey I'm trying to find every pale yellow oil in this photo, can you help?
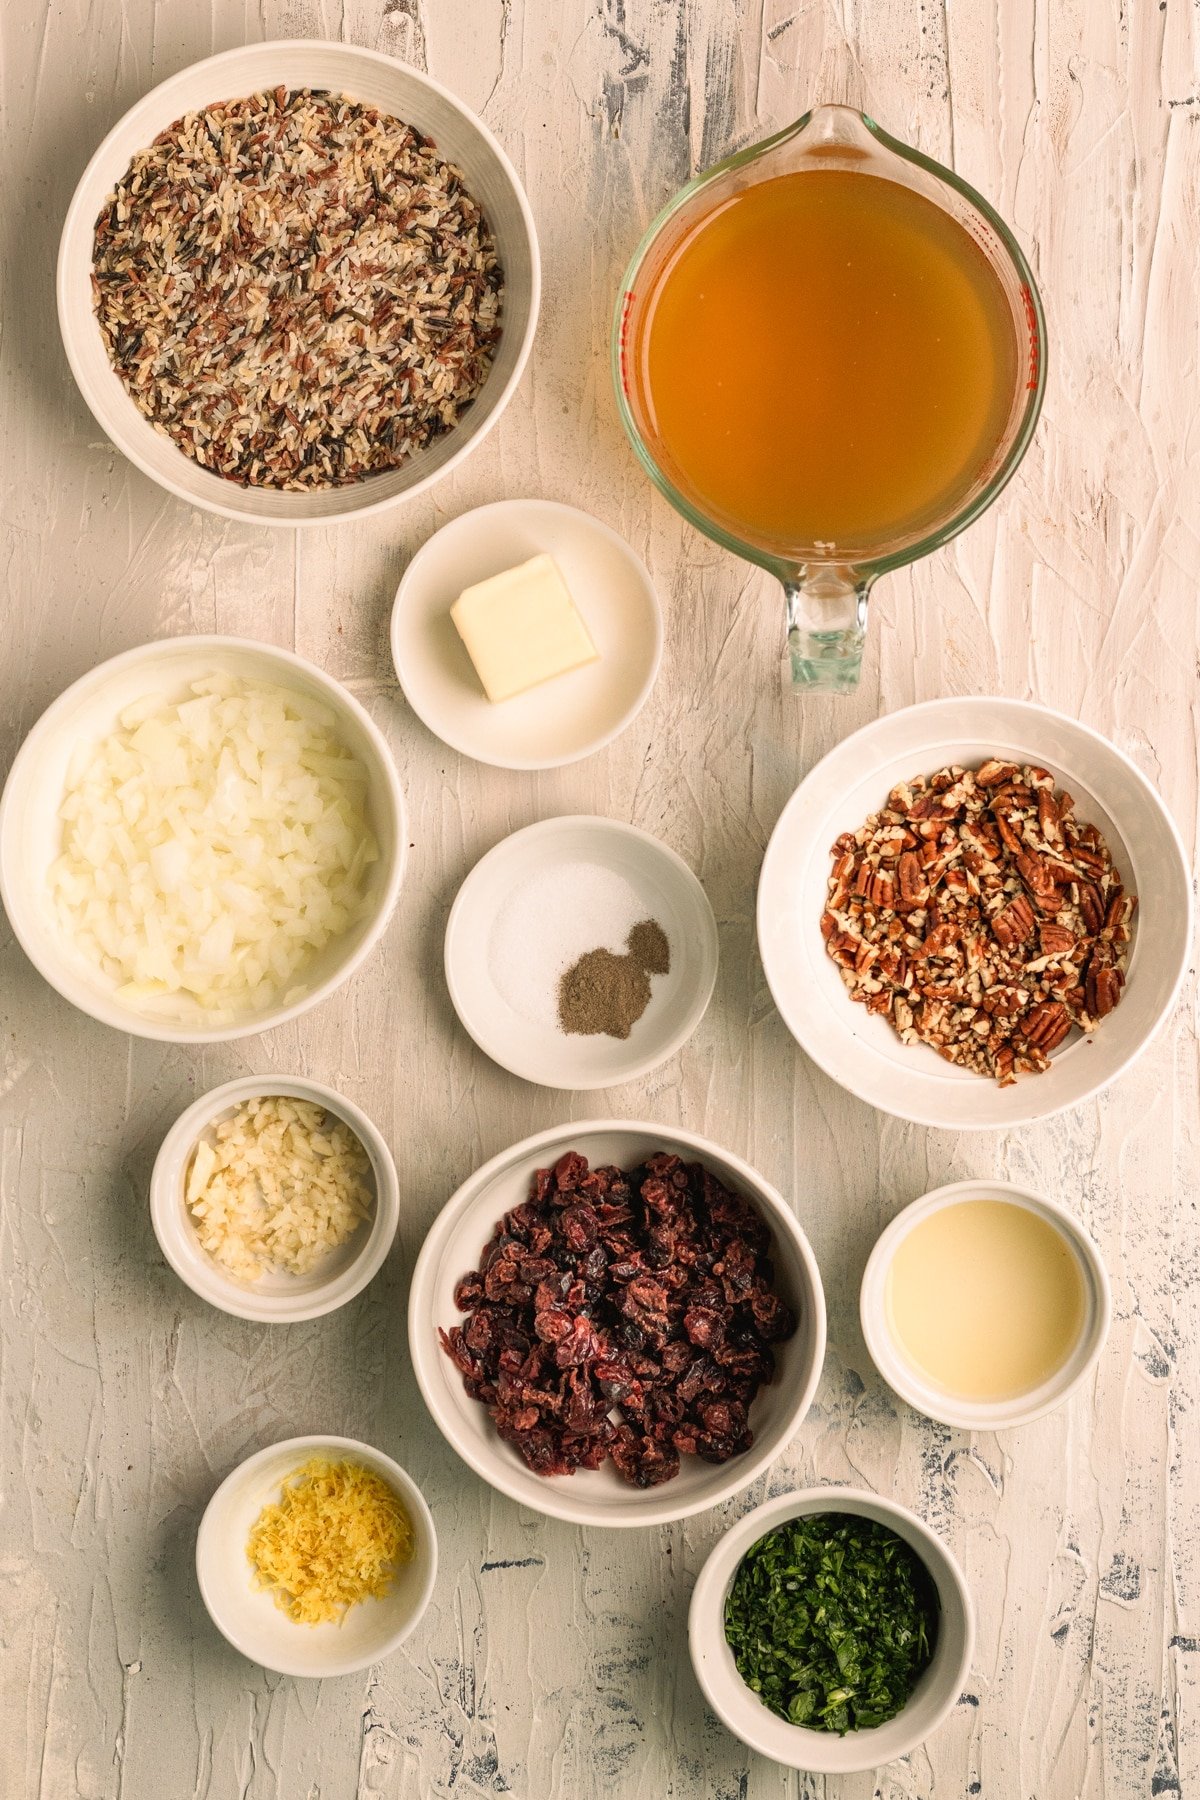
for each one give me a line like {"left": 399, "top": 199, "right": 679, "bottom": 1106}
{"left": 884, "top": 1199, "right": 1087, "bottom": 1401}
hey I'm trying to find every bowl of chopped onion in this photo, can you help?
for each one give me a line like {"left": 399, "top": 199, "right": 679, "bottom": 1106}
{"left": 197, "top": 1434, "right": 437, "bottom": 1677}
{"left": 0, "top": 634, "right": 406, "bottom": 1040}
{"left": 151, "top": 1075, "right": 400, "bottom": 1322}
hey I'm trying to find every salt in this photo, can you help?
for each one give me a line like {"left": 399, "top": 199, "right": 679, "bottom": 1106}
{"left": 488, "top": 861, "right": 648, "bottom": 1028}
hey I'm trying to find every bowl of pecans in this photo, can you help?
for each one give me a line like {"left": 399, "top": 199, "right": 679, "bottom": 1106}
{"left": 757, "top": 697, "right": 1191, "bottom": 1129}
{"left": 57, "top": 41, "right": 539, "bottom": 526}
{"left": 408, "top": 1122, "right": 827, "bottom": 1527}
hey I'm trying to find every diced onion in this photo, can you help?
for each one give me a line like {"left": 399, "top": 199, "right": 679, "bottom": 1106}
{"left": 50, "top": 673, "right": 379, "bottom": 1019}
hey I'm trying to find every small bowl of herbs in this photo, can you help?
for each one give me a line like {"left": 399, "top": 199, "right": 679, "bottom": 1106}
{"left": 688, "top": 1487, "right": 973, "bottom": 1773}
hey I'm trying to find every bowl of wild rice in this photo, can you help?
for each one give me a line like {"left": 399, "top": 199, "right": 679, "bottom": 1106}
{"left": 57, "top": 40, "right": 539, "bottom": 526}
{"left": 151, "top": 1074, "right": 400, "bottom": 1322}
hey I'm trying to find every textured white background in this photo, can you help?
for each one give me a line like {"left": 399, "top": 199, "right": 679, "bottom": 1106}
{"left": 2, "top": 2, "right": 1199, "bottom": 1796}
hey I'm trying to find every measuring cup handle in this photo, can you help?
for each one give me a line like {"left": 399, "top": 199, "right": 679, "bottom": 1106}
{"left": 783, "top": 570, "right": 872, "bottom": 693}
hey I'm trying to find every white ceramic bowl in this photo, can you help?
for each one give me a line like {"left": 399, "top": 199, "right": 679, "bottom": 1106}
{"left": 196, "top": 1434, "right": 437, "bottom": 1677}
{"left": 391, "top": 499, "right": 663, "bottom": 770}
{"left": 408, "top": 1121, "right": 826, "bottom": 1528}
{"left": 444, "top": 816, "right": 719, "bottom": 1089}
{"left": 150, "top": 1075, "right": 400, "bottom": 1322}
{"left": 758, "top": 697, "right": 1192, "bottom": 1129}
{"left": 689, "top": 1486, "right": 974, "bottom": 1773}
{"left": 0, "top": 634, "right": 406, "bottom": 1041}
{"left": 859, "top": 1178, "right": 1111, "bottom": 1430}
{"left": 58, "top": 40, "right": 539, "bottom": 527}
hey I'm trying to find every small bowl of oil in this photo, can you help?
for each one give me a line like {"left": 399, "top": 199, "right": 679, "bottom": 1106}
{"left": 860, "top": 1179, "right": 1112, "bottom": 1431}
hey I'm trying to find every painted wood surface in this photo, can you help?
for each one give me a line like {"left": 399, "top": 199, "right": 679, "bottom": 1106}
{"left": 2, "top": 2, "right": 1198, "bottom": 1795}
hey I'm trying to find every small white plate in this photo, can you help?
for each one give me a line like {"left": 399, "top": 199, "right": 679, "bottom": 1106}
{"left": 391, "top": 499, "right": 663, "bottom": 769}
{"left": 444, "top": 816, "right": 718, "bottom": 1089}
{"left": 196, "top": 1434, "right": 437, "bottom": 1677}
{"left": 757, "top": 697, "right": 1192, "bottom": 1129}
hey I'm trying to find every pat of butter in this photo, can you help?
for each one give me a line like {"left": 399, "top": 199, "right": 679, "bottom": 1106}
{"left": 450, "top": 554, "right": 599, "bottom": 703}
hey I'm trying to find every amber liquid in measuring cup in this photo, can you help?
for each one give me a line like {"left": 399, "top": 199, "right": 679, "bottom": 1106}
{"left": 631, "top": 168, "right": 1019, "bottom": 555}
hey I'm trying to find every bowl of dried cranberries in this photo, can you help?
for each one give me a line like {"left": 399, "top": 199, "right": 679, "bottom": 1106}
{"left": 407, "top": 1122, "right": 827, "bottom": 1527}
{"left": 758, "top": 696, "right": 1192, "bottom": 1130}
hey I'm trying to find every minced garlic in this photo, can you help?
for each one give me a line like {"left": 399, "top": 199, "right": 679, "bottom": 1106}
{"left": 185, "top": 1094, "right": 373, "bottom": 1281}
{"left": 247, "top": 1457, "right": 414, "bottom": 1625}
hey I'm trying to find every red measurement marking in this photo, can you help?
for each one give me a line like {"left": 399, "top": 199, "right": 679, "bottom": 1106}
{"left": 1020, "top": 282, "right": 1041, "bottom": 391}
{"left": 618, "top": 290, "right": 635, "bottom": 396}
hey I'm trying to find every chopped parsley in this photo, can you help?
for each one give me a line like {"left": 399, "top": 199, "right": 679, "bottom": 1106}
{"left": 724, "top": 1511, "right": 939, "bottom": 1733}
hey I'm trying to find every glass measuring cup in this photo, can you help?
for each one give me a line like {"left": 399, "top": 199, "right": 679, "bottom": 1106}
{"left": 612, "top": 105, "right": 1045, "bottom": 694}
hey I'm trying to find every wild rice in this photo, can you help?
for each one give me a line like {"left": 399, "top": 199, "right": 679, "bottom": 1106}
{"left": 91, "top": 87, "right": 504, "bottom": 490}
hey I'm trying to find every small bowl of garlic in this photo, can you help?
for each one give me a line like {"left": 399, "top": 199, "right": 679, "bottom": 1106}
{"left": 151, "top": 1075, "right": 400, "bottom": 1322}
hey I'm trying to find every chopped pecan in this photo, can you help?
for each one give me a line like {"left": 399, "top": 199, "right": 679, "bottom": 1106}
{"left": 982, "top": 984, "right": 1029, "bottom": 1018}
{"left": 1078, "top": 883, "right": 1105, "bottom": 935}
{"left": 1085, "top": 964, "right": 1121, "bottom": 1018}
{"left": 1105, "top": 891, "right": 1136, "bottom": 937}
{"left": 911, "top": 922, "right": 960, "bottom": 961}
{"left": 1037, "top": 790, "right": 1061, "bottom": 841}
{"left": 1021, "top": 1000, "right": 1071, "bottom": 1051}
{"left": 977, "top": 759, "right": 1019, "bottom": 787}
{"left": 993, "top": 809, "right": 1025, "bottom": 854}
{"left": 992, "top": 892, "right": 1036, "bottom": 949}
{"left": 897, "top": 851, "right": 928, "bottom": 909}
{"left": 1015, "top": 850, "right": 1062, "bottom": 908}
{"left": 867, "top": 869, "right": 895, "bottom": 909}
{"left": 1071, "top": 845, "right": 1108, "bottom": 879}
{"left": 1038, "top": 922, "right": 1077, "bottom": 957}
{"left": 823, "top": 757, "right": 1134, "bottom": 1086}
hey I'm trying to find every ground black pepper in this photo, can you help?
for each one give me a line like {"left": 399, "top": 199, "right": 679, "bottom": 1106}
{"left": 557, "top": 918, "right": 672, "bottom": 1038}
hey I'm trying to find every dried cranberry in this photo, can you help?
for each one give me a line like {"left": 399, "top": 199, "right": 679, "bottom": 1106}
{"left": 751, "top": 1290, "right": 796, "bottom": 1342}
{"left": 714, "top": 1238, "right": 756, "bottom": 1303}
{"left": 554, "top": 1315, "right": 601, "bottom": 1369}
{"left": 559, "top": 1204, "right": 599, "bottom": 1252}
{"left": 534, "top": 1306, "right": 573, "bottom": 1345}
{"left": 464, "top": 1311, "right": 495, "bottom": 1352}
{"left": 554, "top": 1150, "right": 588, "bottom": 1192}
{"left": 684, "top": 1305, "right": 725, "bottom": 1350}
{"left": 620, "top": 1275, "right": 669, "bottom": 1332}
{"left": 440, "top": 1148, "right": 797, "bottom": 1489}
{"left": 534, "top": 1273, "right": 572, "bottom": 1312}
{"left": 563, "top": 1371, "right": 598, "bottom": 1434}
{"left": 453, "top": 1274, "right": 485, "bottom": 1310}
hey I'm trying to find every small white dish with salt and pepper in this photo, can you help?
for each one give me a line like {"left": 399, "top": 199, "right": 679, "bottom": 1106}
{"left": 391, "top": 498, "right": 663, "bottom": 770}
{"left": 150, "top": 1074, "right": 400, "bottom": 1323}
{"left": 444, "top": 816, "right": 719, "bottom": 1088}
